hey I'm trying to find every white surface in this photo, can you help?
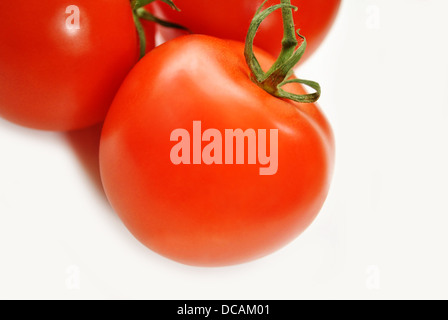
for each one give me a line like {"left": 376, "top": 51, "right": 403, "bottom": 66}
{"left": 1, "top": 0, "right": 448, "bottom": 299}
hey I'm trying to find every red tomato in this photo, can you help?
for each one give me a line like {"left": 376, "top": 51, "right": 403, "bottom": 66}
{"left": 152, "top": 0, "right": 341, "bottom": 62}
{"left": 99, "top": 35, "right": 334, "bottom": 266}
{"left": 138, "top": 5, "right": 157, "bottom": 54}
{"left": 140, "top": 20, "right": 157, "bottom": 54}
{"left": 0, "top": 1, "right": 138, "bottom": 131}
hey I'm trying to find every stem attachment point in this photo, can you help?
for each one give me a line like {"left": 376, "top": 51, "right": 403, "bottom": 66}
{"left": 244, "top": 0, "right": 321, "bottom": 104}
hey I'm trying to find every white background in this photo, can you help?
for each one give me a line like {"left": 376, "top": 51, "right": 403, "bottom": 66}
{"left": 1, "top": 0, "right": 448, "bottom": 299}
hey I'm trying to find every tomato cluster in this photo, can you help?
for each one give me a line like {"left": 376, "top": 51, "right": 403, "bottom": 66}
{"left": 0, "top": 0, "right": 339, "bottom": 266}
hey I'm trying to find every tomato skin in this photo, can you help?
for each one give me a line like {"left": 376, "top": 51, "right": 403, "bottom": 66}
{"left": 141, "top": 5, "right": 157, "bottom": 53}
{"left": 0, "top": 1, "right": 138, "bottom": 131}
{"left": 100, "top": 35, "right": 334, "bottom": 266}
{"left": 153, "top": 0, "right": 341, "bottom": 62}
{"left": 141, "top": 20, "right": 157, "bottom": 54}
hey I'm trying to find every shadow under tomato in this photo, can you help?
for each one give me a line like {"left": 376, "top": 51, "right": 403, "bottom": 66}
{"left": 64, "top": 123, "right": 109, "bottom": 205}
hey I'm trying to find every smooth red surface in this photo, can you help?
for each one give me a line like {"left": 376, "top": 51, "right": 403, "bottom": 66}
{"left": 142, "top": 21, "right": 157, "bottom": 54}
{"left": 153, "top": 0, "right": 341, "bottom": 62}
{"left": 140, "top": 15, "right": 157, "bottom": 54}
{"left": 0, "top": 1, "right": 138, "bottom": 131}
{"left": 100, "top": 35, "right": 335, "bottom": 267}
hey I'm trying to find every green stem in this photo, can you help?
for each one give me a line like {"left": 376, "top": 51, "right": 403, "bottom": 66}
{"left": 265, "top": 0, "right": 298, "bottom": 77}
{"left": 244, "top": 0, "right": 321, "bottom": 103}
{"left": 136, "top": 8, "right": 190, "bottom": 32}
{"left": 130, "top": 0, "right": 187, "bottom": 60}
{"left": 245, "top": 2, "right": 291, "bottom": 84}
{"left": 132, "top": 0, "right": 179, "bottom": 11}
{"left": 133, "top": 11, "right": 147, "bottom": 58}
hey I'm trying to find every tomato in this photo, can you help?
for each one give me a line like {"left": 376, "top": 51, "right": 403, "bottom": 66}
{"left": 138, "top": 5, "right": 157, "bottom": 54}
{"left": 141, "top": 20, "right": 157, "bottom": 54}
{"left": 152, "top": 0, "right": 341, "bottom": 62}
{"left": 0, "top": 1, "right": 138, "bottom": 131}
{"left": 99, "top": 34, "right": 335, "bottom": 266}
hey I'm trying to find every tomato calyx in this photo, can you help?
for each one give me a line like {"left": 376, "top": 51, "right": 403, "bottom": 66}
{"left": 131, "top": 0, "right": 189, "bottom": 58}
{"left": 245, "top": 0, "right": 321, "bottom": 103}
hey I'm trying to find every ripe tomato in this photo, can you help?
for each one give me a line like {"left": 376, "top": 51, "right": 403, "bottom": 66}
{"left": 137, "top": 5, "right": 158, "bottom": 54}
{"left": 140, "top": 20, "right": 157, "bottom": 54}
{"left": 152, "top": 0, "right": 341, "bottom": 62}
{"left": 99, "top": 35, "right": 334, "bottom": 266}
{"left": 0, "top": 1, "right": 138, "bottom": 131}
